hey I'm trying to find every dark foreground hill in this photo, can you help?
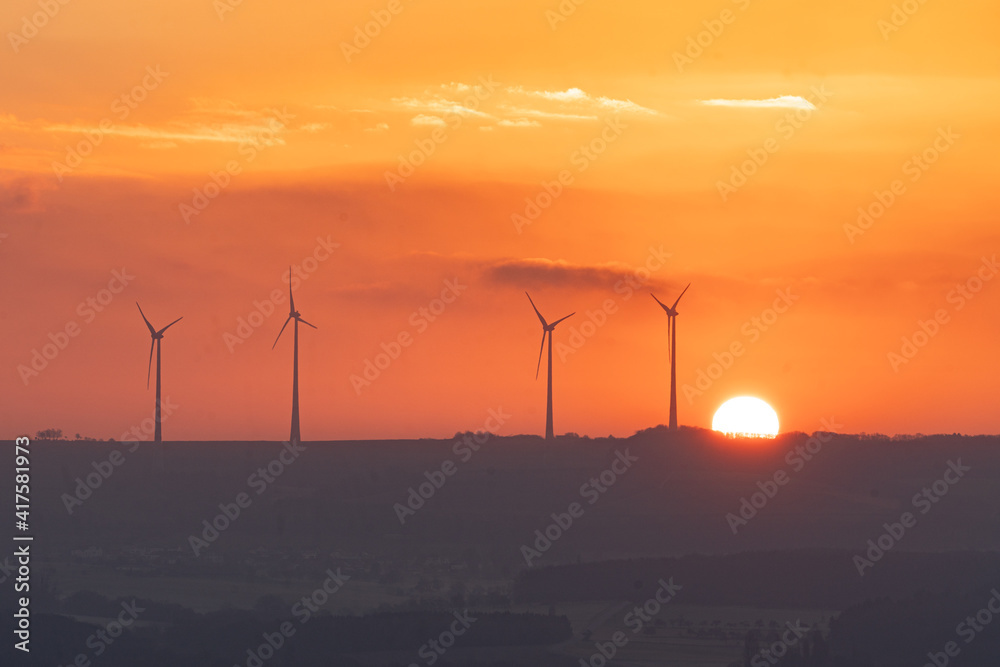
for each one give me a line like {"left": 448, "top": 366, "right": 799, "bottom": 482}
{"left": 5, "top": 427, "right": 998, "bottom": 565}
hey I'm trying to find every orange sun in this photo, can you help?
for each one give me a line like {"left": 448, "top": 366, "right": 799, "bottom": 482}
{"left": 712, "top": 397, "right": 779, "bottom": 438}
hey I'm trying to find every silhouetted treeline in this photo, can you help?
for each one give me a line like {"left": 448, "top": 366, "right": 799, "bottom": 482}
{"left": 8, "top": 430, "right": 1000, "bottom": 567}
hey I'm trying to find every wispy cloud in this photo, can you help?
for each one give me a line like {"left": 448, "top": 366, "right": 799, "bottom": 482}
{"left": 516, "top": 87, "right": 591, "bottom": 103}
{"left": 389, "top": 83, "right": 659, "bottom": 131}
{"left": 43, "top": 121, "right": 287, "bottom": 145}
{"left": 496, "top": 105, "right": 597, "bottom": 122}
{"left": 507, "top": 86, "right": 660, "bottom": 116}
{"left": 498, "top": 118, "right": 542, "bottom": 128}
{"left": 483, "top": 257, "right": 668, "bottom": 290}
{"left": 392, "top": 95, "right": 494, "bottom": 119}
{"left": 410, "top": 115, "right": 447, "bottom": 127}
{"left": 700, "top": 95, "right": 816, "bottom": 110}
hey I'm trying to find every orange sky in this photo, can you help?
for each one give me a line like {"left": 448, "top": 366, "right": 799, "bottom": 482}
{"left": 2, "top": 0, "right": 999, "bottom": 440}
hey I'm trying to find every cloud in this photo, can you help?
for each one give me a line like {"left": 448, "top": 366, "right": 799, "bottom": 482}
{"left": 188, "top": 98, "right": 268, "bottom": 119}
{"left": 410, "top": 115, "right": 447, "bottom": 127}
{"left": 392, "top": 95, "right": 493, "bottom": 119}
{"left": 700, "top": 95, "right": 816, "bottom": 110}
{"left": 506, "top": 86, "right": 660, "bottom": 116}
{"left": 0, "top": 114, "right": 29, "bottom": 131}
{"left": 516, "top": 87, "right": 591, "bottom": 103}
{"left": 33, "top": 101, "right": 295, "bottom": 146}
{"left": 482, "top": 257, "right": 669, "bottom": 291}
{"left": 496, "top": 105, "right": 597, "bottom": 122}
{"left": 43, "top": 121, "right": 288, "bottom": 145}
{"left": 364, "top": 122, "right": 390, "bottom": 133}
{"left": 498, "top": 118, "right": 542, "bottom": 128}
{"left": 389, "top": 83, "right": 658, "bottom": 131}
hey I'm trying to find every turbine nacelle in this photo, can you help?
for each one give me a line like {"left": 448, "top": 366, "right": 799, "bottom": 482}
{"left": 136, "top": 302, "right": 182, "bottom": 389}
{"left": 273, "top": 267, "right": 318, "bottom": 349}
{"left": 650, "top": 283, "right": 691, "bottom": 317}
{"left": 525, "top": 292, "right": 574, "bottom": 380}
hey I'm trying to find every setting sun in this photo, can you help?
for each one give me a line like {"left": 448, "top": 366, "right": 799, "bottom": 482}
{"left": 712, "top": 397, "right": 779, "bottom": 438}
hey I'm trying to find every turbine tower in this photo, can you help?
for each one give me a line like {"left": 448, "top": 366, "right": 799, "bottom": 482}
{"left": 136, "top": 303, "right": 182, "bottom": 443}
{"left": 651, "top": 283, "right": 691, "bottom": 431}
{"left": 273, "top": 268, "right": 317, "bottom": 444}
{"left": 526, "top": 292, "right": 574, "bottom": 440}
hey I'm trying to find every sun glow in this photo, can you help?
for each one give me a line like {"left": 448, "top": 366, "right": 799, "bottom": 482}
{"left": 712, "top": 397, "right": 779, "bottom": 438}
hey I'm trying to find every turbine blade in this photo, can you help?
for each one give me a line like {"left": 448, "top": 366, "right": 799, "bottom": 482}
{"left": 550, "top": 312, "right": 575, "bottom": 328}
{"left": 535, "top": 330, "right": 546, "bottom": 380}
{"left": 650, "top": 293, "right": 671, "bottom": 313}
{"left": 298, "top": 316, "right": 318, "bottom": 330}
{"left": 670, "top": 283, "right": 691, "bottom": 311}
{"left": 136, "top": 302, "right": 156, "bottom": 335}
{"left": 146, "top": 339, "right": 155, "bottom": 389}
{"left": 525, "top": 292, "right": 548, "bottom": 327}
{"left": 157, "top": 316, "right": 183, "bottom": 335}
{"left": 288, "top": 267, "right": 295, "bottom": 313}
{"left": 272, "top": 316, "right": 292, "bottom": 349}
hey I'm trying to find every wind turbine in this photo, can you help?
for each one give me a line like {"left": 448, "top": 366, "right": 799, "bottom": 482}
{"left": 136, "top": 303, "right": 182, "bottom": 443}
{"left": 526, "top": 292, "right": 574, "bottom": 440}
{"left": 651, "top": 283, "right": 691, "bottom": 431}
{"left": 273, "top": 268, "right": 317, "bottom": 444}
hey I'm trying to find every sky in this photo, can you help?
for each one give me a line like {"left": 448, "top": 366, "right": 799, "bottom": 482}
{"left": 2, "top": 0, "right": 999, "bottom": 440}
